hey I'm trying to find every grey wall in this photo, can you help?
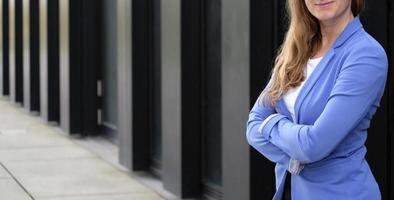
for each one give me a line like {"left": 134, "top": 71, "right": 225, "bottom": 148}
{"left": 161, "top": 0, "right": 182, "bottom": 196}
{"left": 22, "top": 0, "right": 29, "bottom": 110}
{"left": 221, "top": 0, "right": 250, "bottom": 199}
{"left": 39, "top": 0, "right": 48, "bottom": 119}
{"left": 9, "top": 0, "right": 15, "bottom": 102}
{"left": 117, "top": 0, "right": 133, "bottom": 169}
{"left": 59, "top": 0, "right": 69, "bottom": 132}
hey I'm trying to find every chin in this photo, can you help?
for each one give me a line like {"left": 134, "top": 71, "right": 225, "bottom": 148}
{"left": 314, "top": 13, "right": 336, "bottom": 22}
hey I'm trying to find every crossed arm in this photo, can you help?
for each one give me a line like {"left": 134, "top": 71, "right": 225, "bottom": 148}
{"left": 247, "top": 47, "right": 387, "bottom": 164}
{"left": 246, "top": 92, "right": 291, "bottom": 165}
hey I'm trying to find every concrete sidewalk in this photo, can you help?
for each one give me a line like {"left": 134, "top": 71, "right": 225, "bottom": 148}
{"left": 0, "top": 98, "right": 164, "bottom": 200}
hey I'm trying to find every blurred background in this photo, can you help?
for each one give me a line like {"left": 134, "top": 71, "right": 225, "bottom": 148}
{"left": 0, "top": 0, "right": 392, "bottom": 199}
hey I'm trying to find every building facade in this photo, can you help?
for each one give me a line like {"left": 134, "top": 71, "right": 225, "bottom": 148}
{"left": 1, "top": 0, "right": 393, "bottom": 199}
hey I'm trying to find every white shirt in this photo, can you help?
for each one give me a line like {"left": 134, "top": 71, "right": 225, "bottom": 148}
{"left": 283, "top": 57, "right": 323, "bottom": 121}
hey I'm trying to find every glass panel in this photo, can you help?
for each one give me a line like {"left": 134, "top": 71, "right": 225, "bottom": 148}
{"left": 203, "top": 0, "right": 222, "bottom": 187}
{"left": 102, "top": 0, "right": 118, "bottom": 131}
{"left": 150, "top": 0, "right": 162, "bottom": 169}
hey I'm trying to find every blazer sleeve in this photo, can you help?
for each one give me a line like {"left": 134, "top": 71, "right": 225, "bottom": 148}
{"left": 260, "top": 46, "right": 388, "bottom": 163}
{"left": 246, "top": 81, "right": 290, "bottom": 165}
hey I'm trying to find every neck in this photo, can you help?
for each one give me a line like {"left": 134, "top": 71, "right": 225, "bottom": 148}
{"left": 319, "top": 11, "right": 354, "bottom": 48}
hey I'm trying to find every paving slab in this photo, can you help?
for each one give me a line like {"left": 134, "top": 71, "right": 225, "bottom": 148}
{"left": 0, "top": 164, "right": 11, "bottom": 178}
{"left": 0, "top": 112, "right": 40, "bottom": 129}
{"left": 0, "top": 178, "right": 32, "bottom": 200}
{"left": 36, "top": 193, "right": 164, "bottom": 200}
{"left": 0, "top": 131, "right": 74, "bottom": 150}
{"left": 3, "top": 158, "right": 153, "bottom": 198}
{"left": 0, "top": 99, "right": 164, "bottom": 199}
{"left": 0, "top": 146, "right": 95, "bottom": 162}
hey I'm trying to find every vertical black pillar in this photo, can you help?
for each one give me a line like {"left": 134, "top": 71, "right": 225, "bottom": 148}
{"left": 131, "top": 0, "right": 163, "bottom": 174}
{"left": 15, "top": 0, "right": 23, "bottom": 103}
{"left": 388, "top": 0, "right": 394, "bottom": 199}
{"left": 361, "top": 1, "right": 389, "bottom": 198}
{"left": 68, "top": 0, "right": 99, "bottom": 135}
{"left": 249, "top": 1, "right": 276, "bottom": 199}
{"left": 180, "top": 0, "right": 202, "bottom": 197}
{"left": 131, "top": 0, "right": 150, "bottom": 170}
{"left": 201, "top": 0, "right": 222, "bottom": 198}
{"left": 0, "top": 0, "right": 2, "bottom": 95}
{"left": 3, "top": 0, "right": 9, "bottom": 96}
{"left": 250, "top": 1, "right": 287, "bottom": 199}
{"left": 148, "top": 0, "right": 162, "bottom": 175}
{"left": 69, "top": 0, "right": 83, "bottom": 133}
{"left": 30, "top": 0, "right": 40, "bottom": 111}
{"left": 47, "top": 0, "right": 59, "bottom": 122}
{"left": 81, "top": 0, "right": 100, "bottom": 135}
{"left": 272, "top": 0, "right": 286, "bottom": 48}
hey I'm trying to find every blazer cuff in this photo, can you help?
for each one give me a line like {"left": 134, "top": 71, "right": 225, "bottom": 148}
{"left": 260, "top": 114, "right": 287, "bottom": 139}
{"left": 258, "top": 113, "right": 279, "bottom": 134}
{"left": 288, "top": 159, "right": 304, "bottom": 175}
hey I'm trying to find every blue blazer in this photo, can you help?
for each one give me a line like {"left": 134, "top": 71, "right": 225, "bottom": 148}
{"left": 246, "top": 16, "right": 388, "bottom": 200}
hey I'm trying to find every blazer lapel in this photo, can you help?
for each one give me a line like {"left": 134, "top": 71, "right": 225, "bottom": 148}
{"left": 293, "top": 16, "right": 363, "bottom": 123}
{"left": 280, "top": 17, "right": 363, "bottom": 123}
{"left": 294, "top": 49, "right": 336, "bottom": 123}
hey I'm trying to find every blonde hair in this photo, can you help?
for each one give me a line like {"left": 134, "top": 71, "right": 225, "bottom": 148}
{"left": 263, "top": 0, "right": 365, "bottom": 106}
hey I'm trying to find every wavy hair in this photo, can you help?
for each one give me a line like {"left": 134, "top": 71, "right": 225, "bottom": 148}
{"left": 263, "top": 0, "right": 365, "bottom": 106}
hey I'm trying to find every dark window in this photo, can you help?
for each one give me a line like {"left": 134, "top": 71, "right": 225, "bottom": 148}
{"left": 149, "top": 0, "right": 162, "bottom": 175}
{"left": 201, "top": 0, "right": 222, "bottom": 198}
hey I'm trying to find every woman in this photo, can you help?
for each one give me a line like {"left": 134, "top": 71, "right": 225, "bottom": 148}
{"left": 246, "top": 0, "right": 388, "bottom": 199}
